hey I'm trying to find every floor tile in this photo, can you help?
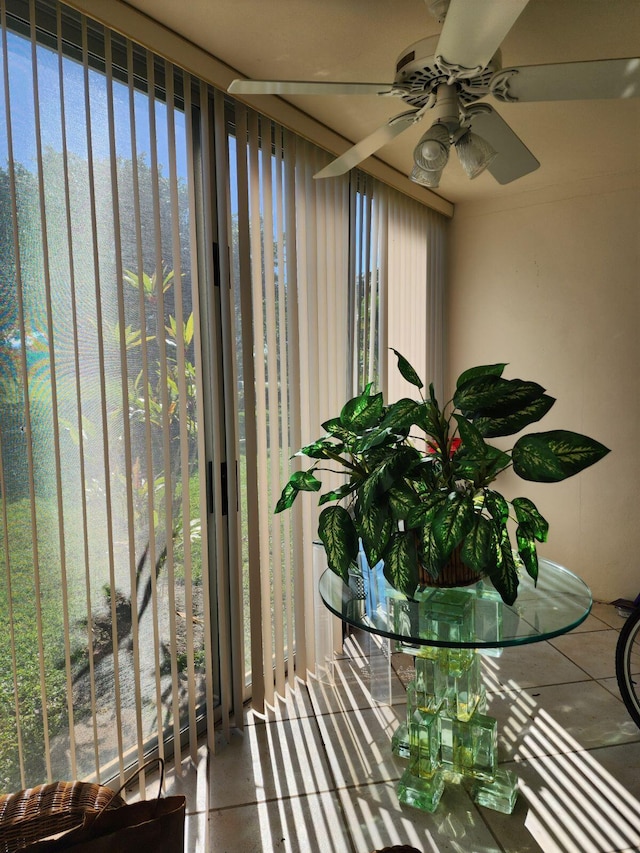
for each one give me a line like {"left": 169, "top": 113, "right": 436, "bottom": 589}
{"left": 485, "top": 679, "right": 640, "bottom": 761}
{"left": 597, "top": 676, "right": 622, "bottom": 700}
{"left": 185, "top": 810, "right": 208, "bottom": 853}
{"left": 129, "top": 747, "right": 208, "bottom": 813}
{"left": 569, "top": 612, "right": 612, "bottom": 633}
{"left": 549, "top": 629, "right": 619, "bottom": 680}
{"left": 191, "top": 603, "right": 640, "bottom": 852}
{"left": 342, "top": 626, "right": 388, "bottom": 660}
{"left": 337, "top": 778, "right": 503, "bottom": 853}
{"left": 483, "top": 744, "right": 640, "bottom": 853}
{"left": 208, "top": 790, "right": 352, "bottom": 852}
{"left": 243, "top": 678, "right": 316, "bottom": 724}
{"left": 591, "top": 601, "right": 629, "bottom": 629}
{"left": 315, "top": 704, "right": 406, "bottom": 787}
{"left": 482, "top": 640, "right": 590, "bottom": 691}
{"left": 306, "top": 655, "right": 406, "bottom": 717}
{"left": 209, "top": 717, "right": 334, "bottom": 809}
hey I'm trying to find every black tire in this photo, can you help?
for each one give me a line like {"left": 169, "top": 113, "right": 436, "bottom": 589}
{"left": 616, "top": 606, "right": 640, "bottom": 729}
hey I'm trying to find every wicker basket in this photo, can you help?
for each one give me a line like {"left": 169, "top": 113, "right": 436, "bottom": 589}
{"left": 0, "top": 780, "right": 124, "bottom": 853}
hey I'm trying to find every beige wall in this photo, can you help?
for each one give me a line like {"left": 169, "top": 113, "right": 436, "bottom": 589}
{"left": 448, "top": 173, "right": 640, "bottom": 603}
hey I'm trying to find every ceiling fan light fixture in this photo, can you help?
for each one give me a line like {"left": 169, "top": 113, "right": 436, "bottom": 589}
{"left": 424, "top": 0, "right": 450, "bottom": 24}
{"left": 409, "top": 164, "right": 443, "bottom": 189}
{"left": 413, "top": 122, "right": 450, "bottom": 172}
{"left": 455, "top": 130, "right": 497, "bottom": 179}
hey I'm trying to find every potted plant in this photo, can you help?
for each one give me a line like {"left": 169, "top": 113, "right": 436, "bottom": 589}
{"left": 275, "top": 350, "right": 609, "bottom": 605}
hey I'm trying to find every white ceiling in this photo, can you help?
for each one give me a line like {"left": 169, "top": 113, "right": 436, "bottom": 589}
{"left": 123, "top": 0, "right": 640, "bottom": 205}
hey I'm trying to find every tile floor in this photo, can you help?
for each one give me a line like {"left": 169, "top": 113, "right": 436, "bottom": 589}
{"left": 169, "top": 601, "right": 640, "bottom": 852}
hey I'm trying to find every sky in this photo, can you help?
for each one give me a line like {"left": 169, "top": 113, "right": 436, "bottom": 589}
{"left": 0, "top": 28, "right": 184, "bottom": 179}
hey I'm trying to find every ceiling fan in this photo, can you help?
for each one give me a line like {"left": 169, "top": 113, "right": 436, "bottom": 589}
{"left": 228, "top": 0, "right": 640, "bottom": 188}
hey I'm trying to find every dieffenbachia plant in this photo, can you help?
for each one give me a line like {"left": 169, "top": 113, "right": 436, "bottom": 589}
{"left": 275, "top": 350, "right": 610, "bottom": 605}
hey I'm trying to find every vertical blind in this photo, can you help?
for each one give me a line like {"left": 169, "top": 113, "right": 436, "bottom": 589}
{"left": 0, "top": 0, "right": 214, "bottom": 790}
{"left": 226, "top": 114, "right": 447, "bottom": 714}
{"left": 227, "top": 112, "right": 351, "bottom": 713}
{"left": 0, "top": 0, "right": 448, "bottom": 789}
{"left": 350, "top": 172, "right": 447, "bottom": 401}
{"left": 384, "top": 184, "right": 447, "bottom": 402}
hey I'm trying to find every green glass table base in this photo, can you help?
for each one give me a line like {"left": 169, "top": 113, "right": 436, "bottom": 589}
{"left": 318, "top": 557, "right": 592, "bottom": 817}
{"left": 393, "top": 650, "right": 518, "bottom": 814}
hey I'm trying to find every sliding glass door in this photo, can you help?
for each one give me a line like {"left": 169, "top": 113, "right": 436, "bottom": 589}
{"left": 0, "top": 0, "right": 216, "bottom": 790}
{"left": 0, "top": 0, "right": 447, "bottom": 794}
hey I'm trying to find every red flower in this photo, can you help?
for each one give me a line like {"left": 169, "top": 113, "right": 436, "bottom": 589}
{"left": 426, "top": 438, "right": 462, "bottom": 457}
{"left": 450, "top": 438, "right": 462, "bottom": 455}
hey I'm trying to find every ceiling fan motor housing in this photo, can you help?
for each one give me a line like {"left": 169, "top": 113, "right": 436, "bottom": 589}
{"left": 395, "top": 36, "right": 501, "bottom": 109}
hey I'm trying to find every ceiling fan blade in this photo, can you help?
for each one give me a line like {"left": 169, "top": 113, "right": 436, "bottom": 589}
{"left": 466, "top": 105, "right": 539, "bottom": 184}
{"left": 228, "top": 79, "right": 395, "bottom": 97}
{"left": 492, "top": 58, "right": 640, "bottom": 103}
{"left": 314, "top": 111, "right": 421, "bottom": 179}
{"left": 436, "top": 0, "right": 530, "bottom": 73}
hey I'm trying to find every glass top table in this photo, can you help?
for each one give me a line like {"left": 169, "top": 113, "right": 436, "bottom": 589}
{"left": 318, "top": 557, "right": 592, "bottom": 815}
{"left": 318, "top": 557, "right": 592, "bottom": 650}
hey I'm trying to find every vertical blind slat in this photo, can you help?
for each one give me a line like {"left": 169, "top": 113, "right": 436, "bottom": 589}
{"left": 234, "top": 104, "right": 265, "bottom": 712}
{"left": 105, "top": 29, "right": 147, "bottom": 787}
{"left": 282, "top": 129, "right": 299, "bottom": 688}
{"left": 165, "top": 61, "right": 199, "bottom": 764}
{"left": 247, "top": 114, "right": 274, "bottom": 707}
{"left": 272, "top": 129, "right": 287, "bottom": 696}
{"left": 146, "top": 53, "right": 182, "bottom": 769}
{"left": 31, "top": 0, "right": 78, "bottom": 778}
{"left": 198, "top": 83, "right": 224, "bottom": 751}
{"left": 211, "top": 85, "right": 235, "bottom": 741}
{"left": 127, "top": 41, "right": 165, "bottom": 767}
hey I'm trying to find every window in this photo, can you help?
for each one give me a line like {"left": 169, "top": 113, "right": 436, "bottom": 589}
{"left": 0, "top": 0, "right": 212, "bottom": 788}
{"left": 0, "top": 0, "right": 447, "bottom": 791}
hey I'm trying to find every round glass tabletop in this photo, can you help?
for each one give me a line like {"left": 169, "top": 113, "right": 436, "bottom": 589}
{"left": 318, "top": 557, "right": 592, "bottom": 649}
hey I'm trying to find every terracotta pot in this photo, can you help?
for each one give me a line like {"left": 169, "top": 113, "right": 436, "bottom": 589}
{"left": 418, "top": 545, "right": 482, "bottom": 589}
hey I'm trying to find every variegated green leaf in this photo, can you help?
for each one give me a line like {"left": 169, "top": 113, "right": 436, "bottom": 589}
{"left": 414, "top": 400, "right": 441, "bottom": 437}
{"left": 340, "top": 390, "right": 384, "bottom": 430}
{"left": 387, "top": 485, "right": 420, "bottom": 520}
{"left": 452, "top": 374, "right": 503, "bottom": 414}
{"left": 433, "top": 494, "right": 475, "bottom": 556}
{"left": 483, "top": 490, "right": 510, "bottom": 524}
{"left": 355, "top": 501, "right": 394, "bottom": 566}
{"left": 512, "top": 497, "right": 548, "bottom": 542}
{"left": 452, "top": 443, "right": 511, "bottom": 482}
{"left": 487, "top": 538, "right": 519, "bottom": 605}
{"left": 290, "top": 470, "right": 321, "bottom": 491}
{"left": 297, "top": 438, "right": 344, "bottom": 459}
{"left": 512, "top": 430, "right": 610, "bottom": 483}
{"left": 516, "top": 526, "right": 539, "bottom": 582}
{"left": 418, "top": 521, "right": 444, "bottom": 579}
{"left": 461, "top": 516, "right": 495, "bottom": 574}
{"left": 391, "top": 349, "right": 424, "bottom": 390}
{"left": 456, "top": 363, "right": 507, "bottom": 389}
{"left": 475, "top": 380, "right": 547, "bottom": 418}
{"left": 383, "top": 530, "right": 420, "bottom": 598}
{"left": 409, "top": 460, "right": 440, "bottom": 492}
{"left": 406, "top": 492, "right": 447, "bottom": 528}
{"left": 321, "top": 417, "right": 355, "bottom": 442}
{"left": 274, "top": 481, "right": 299, "bottom": 513}
{"left": 474, "top": 395, "right": 556, "bottom": 438}
{"left": 274, "top": 469, "right": 321, "bottom": 513}
{"left": 454, "top": 376, "right": 545, "bottom": 419}
{"left": 380, "top": 398, "right": 422, "bottom": 430}
{"left": 359, "top": 447, "right": 420, "bottom": 510}
{"left": 318, "top": 481, "right": 358, "bottom": 505}
{"left": 452, "top": 414, "right": 486, "bottom": 454}
{"left": 318, "top": 505, "right": 358, "bottom": 582}
{"left": 355, "top": 427, "right": 391, "bottom": 452}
